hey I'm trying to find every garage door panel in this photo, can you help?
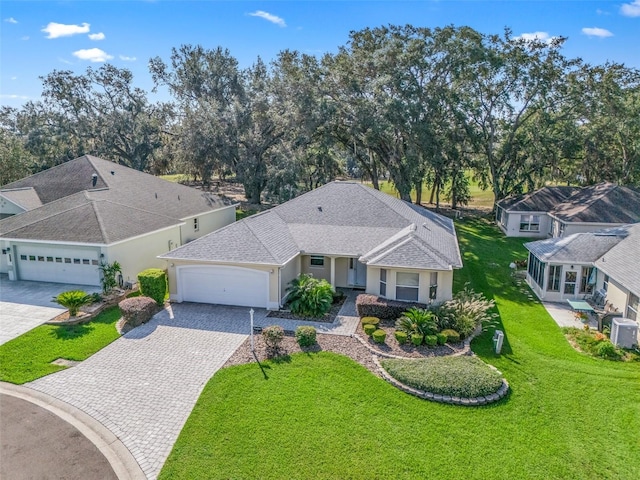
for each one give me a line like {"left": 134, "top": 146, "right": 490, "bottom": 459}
{"left": 17, "top": 246, "right": 100, "bottom": 286}
{"left": 179, "top": 266, "right": 267, "bottom": 308}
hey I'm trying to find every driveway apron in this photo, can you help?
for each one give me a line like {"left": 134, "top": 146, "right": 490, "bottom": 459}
{"left": 27, "top": 303, "right": 258, "bottom": 479}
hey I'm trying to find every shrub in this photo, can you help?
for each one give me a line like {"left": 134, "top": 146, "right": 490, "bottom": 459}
{"left": 381, "top": 356, "right": 504, "bottom": 398}
{"left": 295, "top": 326, "right": 317, "bottom": 347}
{"left": 363, "top": 324, "right": 377, "bottom": 336}
{"left": 411, "top": 333, "right": 424, "bottom": 346}
{"left": 396, "top": 308, "right": 437, "bottom": 337}
{"left": 596, "top": 341, "right": 620, "bottom": 360}
{"left": 372, "top": 329, "right": 387, "bottom": 344}
{"left": 356, "top": 294, "right": 427, "bottom": 320}
{"left": 441, "top": 329, "right": 461, "bottom": 343}
{"left": 99, "top": 261, "right": 122, "bottom": 294}
{"left": 394, "top": 331, "right": 408, "bottom": 344}
{"left": 53, "top": 290, "right": 93, "bottom": 317}
{"left": 286, "top": 274, "right": 334, "bottom": 318}
{"left": 361, "top": 317, "right": 380, "bottom": 327}
{"left": 436, "top": 333, "right": 447, "bottom": 345}
{"left": 424, "top": 335, "right": 438, "bottom": 347}
{"left": 118, "top": 296, "right": 158, "bottom": 328}
{"left": 137, "top": 269, "right": 167, "bottom": 305}
{"left": 262, "top": 325, "right": 285, "bottom": 350}
{"left": 434, "top": 286, "right": 495, "bottom": 338}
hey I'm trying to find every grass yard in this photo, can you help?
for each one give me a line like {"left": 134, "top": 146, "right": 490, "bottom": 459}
{"left": 0, "top": 306, "right": 121, "bottom": 384}
{"left": 160, "top": 217, "right": 640, "bottom": 479}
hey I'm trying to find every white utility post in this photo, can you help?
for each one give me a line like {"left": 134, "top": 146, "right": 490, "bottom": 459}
{"left": 250, "top": 308, "right": 255, "bottom": 352}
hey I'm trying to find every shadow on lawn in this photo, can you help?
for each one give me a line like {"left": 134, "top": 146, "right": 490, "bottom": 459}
{"left": 49, "top": 323, "right": 95, "bottom": 340}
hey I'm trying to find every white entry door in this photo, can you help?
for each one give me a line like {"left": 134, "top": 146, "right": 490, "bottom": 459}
{"left": 348, "top": 258, "right": 367, "bottom": 287}
{"left": 178, "top": 265, "right": 268, "bottom": 308}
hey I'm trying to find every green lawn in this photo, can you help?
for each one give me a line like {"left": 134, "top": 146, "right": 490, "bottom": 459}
{"left": 160, "top": 217, "right": 640, "bottom": 480}
{"left": 0, "top": 306, "right": 121, "bottom": 384}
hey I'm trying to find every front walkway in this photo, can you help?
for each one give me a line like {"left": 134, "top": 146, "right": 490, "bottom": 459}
{"left": 0, "top": 274, "right": 101, "bottom": 345}
{"left": 27, "top": 303, "right": 258, "bottom": 479}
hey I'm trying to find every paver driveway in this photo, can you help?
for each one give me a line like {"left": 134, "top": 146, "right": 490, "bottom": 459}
{"left": 28, "top": 303, "right": 259, "bottom": 479}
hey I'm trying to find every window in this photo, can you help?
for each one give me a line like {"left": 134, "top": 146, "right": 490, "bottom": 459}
{"left": 20, "top": 255, "right": 27, "bottom": 261}
{"left": 379, "top": 269, "right": 387, "bottom": 297}
{"left": 64, "top": 258, "right": 71, "bottom": 263}
{"left": 310, "top": 255, "right": 324, "bottom": 267}
{"left": 580, "top": 266, "right": 595, "bottom": 294}
{"left": 527, "top": 253, "right": 545, "bottom": 288}
{"left": 519, "top": 214, "right": 540, "bottom": 232}
{"left": 73, "top": 258, "right": 81, "bottom": 264}
{"left": 627, "top": 293, "right": 639, "bottom": 321}
{"left": 55, "top": 257, "right": 62, "bottom": 263}
{"left": 37, "top": 256, "right": 45, "bottom": 262}
{"left": 603, "top": 275, "right": 609, "bottom": 292}
{"left": 547, "top": 265, "right": 561, "bottom": 292}
{"left": 46, "top": 257, "right": 53, "bottom": 262}
{"left": 559, "top": 223, "right": 566, "bottom": 237}
{"left": 193, "top": 218, "right": 199, "bottom": 232}
{"left": 91, "top": 259, "right": 99, "bottom": 265}
{"left": 396, "top": 272, "right": 419, "bottom": 302}
{"left": 564, "top": 271, "right": 577, "bottom": 295}
{"left": 29, "top": 255, "right": 36, "bottom": 261}
{"left": 429, "top": 272, "right": 438, "bottom": 300}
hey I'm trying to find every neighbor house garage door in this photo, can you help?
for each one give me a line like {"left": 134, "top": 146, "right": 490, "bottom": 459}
{"left": 178, "top": 265, "right": 268, "bottom": 308}
{"left": 16, "top": 246, "right": 101, "bottom": 286}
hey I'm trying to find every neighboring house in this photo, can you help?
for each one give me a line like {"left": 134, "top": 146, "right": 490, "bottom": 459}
{"left": 0, "top": 155, "right": 235, "bottom": 287}
{"left": 496, "top": 183, "right": 640, "bottom": 238}
{"left": 160, "top": 181, "right": 463, "bottom": 309}
{"left": 524, "top": 223, "right": 640, "bottom": 320}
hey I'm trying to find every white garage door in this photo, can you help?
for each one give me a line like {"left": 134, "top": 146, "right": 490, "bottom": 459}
{"left": 17, "top": 246, "right": 101, "bottom": 286}
{"left": 179, "top": 265, "right": 268, "bottom": 308}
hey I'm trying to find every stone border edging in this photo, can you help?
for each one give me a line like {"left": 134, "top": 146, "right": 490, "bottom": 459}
{"left": 0, "top": 382, "right": 146, "bottom": 480}
{"left": 372, "top": 356, "right": 509, "bottom": 406}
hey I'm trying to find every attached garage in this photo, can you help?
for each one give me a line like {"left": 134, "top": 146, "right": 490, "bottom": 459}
{"left": 177, "top": 265, "right": 268, "bottom": 308}
{"left": 16, "top": 245, "right": 101, "bottom": 286}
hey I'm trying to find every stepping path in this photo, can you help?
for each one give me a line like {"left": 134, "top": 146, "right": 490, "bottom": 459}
{"left": 28, "top": 303, "right": 259, "bottom": 479}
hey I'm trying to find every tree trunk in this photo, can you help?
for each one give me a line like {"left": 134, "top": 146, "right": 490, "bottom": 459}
{"left": 415, "top": 180, "right": 422, "bottom": 205}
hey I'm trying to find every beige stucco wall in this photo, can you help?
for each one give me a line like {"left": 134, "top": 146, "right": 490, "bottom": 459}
{"left": 335, "top": 257, "right": 349, "bottom": 287}
{"left": 180, "top": 205, "right": 236, "bottom": 244}
{"left": 366, "top": 267, "right": 454, "bottom": 304}
{"left": 0, "top": 240, "right": 9, "bottom": 274}
{"left": 501, "top": 211, "right": 550, "bottom": 238}
{"left": 301, "top": 254, "right": 331, "bottom": 282}
{"left": 279, "top": 255, "right": 301, "bottom": 303}
{"left": 105, "top": 226, "right": 182, "bottom": 285}
{"left": 605, "top": 278, "right": 628, "bottom": 314}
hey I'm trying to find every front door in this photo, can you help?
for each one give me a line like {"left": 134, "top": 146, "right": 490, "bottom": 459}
{"left": 564, "top": 271, "right": 577, "bottom": 297}
{"left": 348, "top": 258, "right": 367, "bottom": 288}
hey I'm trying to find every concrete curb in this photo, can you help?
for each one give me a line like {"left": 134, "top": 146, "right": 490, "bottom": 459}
{"left": 0, "top": 382, "right": 146, "bottom": 480}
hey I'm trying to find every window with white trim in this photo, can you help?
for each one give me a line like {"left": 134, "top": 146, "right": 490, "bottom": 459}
{"left": 310, "top": 255, "right": 324, "bottom": 267}
{"left": 429, "top": 272, "right": 438, "bottom": 300}
{"left": 603, "top": 274, "right": 609, "bottom": 292}
{"left": 547, "top": 265, "right": 561, "bottom": 292}
{"left": 396, "top": 272, "right": 419, "bottom": 302}
{"left": 564, "top": 271, "right": 577, "bottom": 295}
{"left": 627, "top": 293, "right": 638, "bottom": 321}
{"left": 580, "top": 266, "right": 594, "bottom": 294}
{"left": 379, "top": 269, "right": 387, "bottom": 297}
{"left": 519, "top": 214, "right": 540, "bottom": 232}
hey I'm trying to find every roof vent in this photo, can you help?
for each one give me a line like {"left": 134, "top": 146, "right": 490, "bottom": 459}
{"left": 111, "top": 171, "right": 114, "bottom": 175}
{"left": 91, "top": 173, "right": 98, "bottom": 187}
{"left": 155, "top": 193, "right": 158, "bottom": 199}
{"left": 317, "top": 206, "right": 322, "bottom": 212}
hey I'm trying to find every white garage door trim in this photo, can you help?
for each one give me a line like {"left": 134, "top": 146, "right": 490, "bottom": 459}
{"left": 16, "top": 245, "right": 101, "bottom": 286}
{"left": 177, "top": 265, "right": 269, "bottom": 308}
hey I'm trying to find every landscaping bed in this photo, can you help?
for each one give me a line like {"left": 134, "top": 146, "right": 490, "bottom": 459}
{"left": 266, "top": 295, "right": 345, "bottom": 323}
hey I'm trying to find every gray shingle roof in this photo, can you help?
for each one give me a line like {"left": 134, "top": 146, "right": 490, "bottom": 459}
{"left": 0, "top": 188, "right": 43, "bottom": 210}
{"left": 497, "top": 186, "right": 579, "bottom": 212}
{"left": 549, "top": 183, "right": 640, "bottom": 223}
{"left": 0, "top": 155, "right": 230, "bottom": 244}
{"left": 594, "top": 223, "right": 640, "bottom": 297}
{"left": 162, "top": 181, "right": 463, "bottom": 270}
{"left": 524, "top": 232, "right": 623, "bottom": 263}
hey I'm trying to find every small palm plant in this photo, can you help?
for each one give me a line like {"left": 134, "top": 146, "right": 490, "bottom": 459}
{"left": 395, "top": 307, "right": 437, "bottom": 336}
{"left": 286, "top": 274, "right": 334, "bottom": 318}
{"left": 53, "top": 290, "right": 93, "bottom": 317}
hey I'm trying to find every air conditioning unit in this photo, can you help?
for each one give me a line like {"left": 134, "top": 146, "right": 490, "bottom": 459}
{"left": 610, "top": 318, "right": 638, "bottom": 349}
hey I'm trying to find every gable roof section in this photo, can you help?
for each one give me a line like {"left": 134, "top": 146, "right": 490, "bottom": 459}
{"left": 0, "top": 188, "right": 43, "bottom": 211}
{"left": 549, "top": 183, "right": 640, "bottom": 224}
{"left": 525, "top": 231, "right": 623, "bottom": 264}
{"left": 594, "top": 223, "right": 640, "bottom": 297}
{"left": 162, "top": 182, "right": 463, "bottom": 270}
{"left": 497, "top": 186, "right": 579, "bottom": 212}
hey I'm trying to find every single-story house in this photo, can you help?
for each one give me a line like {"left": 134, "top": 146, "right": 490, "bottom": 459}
{"left": 0, "top": 155, "right": 235, "bottom": 287}
{"left": 524, "top": 223, "right": 639, "bottom": 320}
{"left": 160, "top": 181, "right": 463, "bottom": 309}
{"left": 496, "top": 183, "right": 640, "bottom": 238}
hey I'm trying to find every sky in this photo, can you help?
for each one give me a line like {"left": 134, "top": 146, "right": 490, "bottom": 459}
{"left": 1, "top": 0, "right": 639, "bottom": 108}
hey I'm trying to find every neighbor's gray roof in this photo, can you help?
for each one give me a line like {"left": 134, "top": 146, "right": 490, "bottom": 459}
{"left": 549, "top": 183, "right": 640, "bottom": 224}
{"left": 161, "top": 181, "right": 463, "bottom": 270}
{"left": 594, "top": 223, "right": 640, "bottom": 297}
{"left": 497, "top": 186, "right": 579, "bottom": 212}
{"left": 0, "top": 188, "right": 43, "bottom": 211}
{"left": 0, "top": 155, "right": 230, "bottom": 244}
{"left": 524, "top": 230, "right": 624, "bottom": 264}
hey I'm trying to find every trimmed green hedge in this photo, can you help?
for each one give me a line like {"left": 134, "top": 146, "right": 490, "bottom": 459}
{"left": 137, "top": 268, "right": 167, "bottom": 305}
{"left": 380, "top": 356, "right": 503, "bottom": 398}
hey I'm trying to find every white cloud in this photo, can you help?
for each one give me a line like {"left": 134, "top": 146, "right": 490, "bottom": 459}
{"left": 5, "top": 17, "right": 18, "bottom": 24}
{"left": 11, "top": 76, "right": 17, "bottom": 80}
{"left": 119, "top": 55, "right": 137, "bottom": 62}
{"left": 72, "top": 48, "right": 113, "bottom": 62}
{"left": 58, "top": 57, "right": 74, "bottom": 65}
{"left": 596, "top": 9, "right": 610, "bottom": 15}
{"left": 42, "top": 22, "right": 90, "bottom": 39}
{"left": 21, "top": 36, "right": 29, "bottom": 41}
{"left": 248, "top": 10, "right": 286, "bottom": 27}
{"left": 621, "top": 0, "right": 640, "bottom": 17}
{"left": 581, "top": 27, "right": 614, "bottom": 38}
{"left": 88, "top": 32, "right": 105, "bottom": 41}
{"left": 0, "top": 94, "right": 30, "bottom": 100}
{"left": 516, "top": 31, "right": 551, "bottom": 42}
